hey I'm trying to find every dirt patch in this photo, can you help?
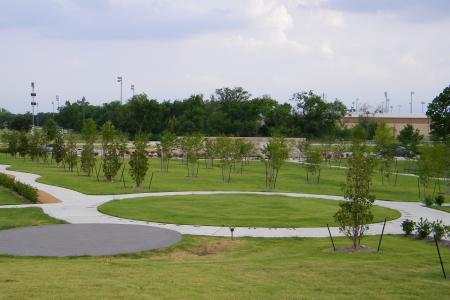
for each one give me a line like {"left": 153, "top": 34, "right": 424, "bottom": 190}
{"left": 170, "top": 240, "right": 244, "bottom": 259}
{"left": 6, "top": 174, "right": 15, "bottom": 180}
{"left": 37, "top": 190, "right": 60, "bottom": 204}
{"left": 324, "top": 245, "right": 377, "bottom": 253}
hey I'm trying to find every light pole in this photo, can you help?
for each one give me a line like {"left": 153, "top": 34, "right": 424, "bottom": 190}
{"left": 421, "top": 101, "right": 425, "bottom": 113}
{"left": 56, "top": 95, "right": 60, "bottom": 110}
{"left": 410, "top": 91, "right": 414, "bottom": 114}
{"left": 117, "top": 76, "right": 123, "bottom": 104}
{"left": 30, "top": 82, "right": 37, "bottom": 128}
{"left": 384, "top": 91, "right": 388, "bottom": 113}
{"left": 131, "top": 84, "right": 135, "bottom": 97}
{"left": 355, "top": 98, "right": 359, "bottom": 113}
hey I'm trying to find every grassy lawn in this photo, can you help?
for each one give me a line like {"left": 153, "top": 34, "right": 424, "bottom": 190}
{"left": 0, "top": 207, "right": 65, "bottom": 230}
{"left": 99, "top": 194, "right": 401, "bottom": 227}
{"left": 0, "top": 188, "right": 24, "bottom": 205}
{"left": 0, "top": 235, "right": 448, "bottom": 299}
{"left": 433, "top": 206, "right": 450, "bottom": 213}
{"left": 0, "top": 155, "right": 431, "bottom": 202}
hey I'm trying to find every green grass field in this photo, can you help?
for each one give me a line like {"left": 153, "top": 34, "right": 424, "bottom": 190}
{"left": 0, "top": 207, "right": 65, "bottom": 230}
{"left": 0, "top": 155, "right": 436, "bottom": 202}
{"left": 434, "top": 206, "right": 450, "bottom": 213}
{"left": 0, "top": 188, "right": 24, "bottom": 205}
{"left": 99, "top": 194, "right": 401, "bottom": 227}
{"left": 0, "top": 235, "right": 448, "bottom": 299}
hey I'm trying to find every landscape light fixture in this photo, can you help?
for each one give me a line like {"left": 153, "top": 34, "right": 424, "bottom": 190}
{"left": 117, "top": 76, "right": 123, "bottom": 104}
{"left": 410, "top": 91, "right": 414, "bottom": 114}
{"left": 30, "top": 82, "right": 37, "bottom": 128}
{"left": 131, "top": 84, "right": 135, "bottom": 97}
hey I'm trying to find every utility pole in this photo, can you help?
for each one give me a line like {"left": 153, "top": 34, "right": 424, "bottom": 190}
{"left": 117, "top": 76, "right": 123, "bottom": 104}
{"left": 131, "top": 84, "right": 135, "bottom": 97}
{"left": 410, "top": 91, "right": 414, "bottom": 114}
{"left": 384, "top": 91, "right": 388, "bottom": 113}
{"left": 56, "top": 95, "right": 60, "bottom": 110}
{"left": 30, "top": 82, "right": 37, "bottom": 129}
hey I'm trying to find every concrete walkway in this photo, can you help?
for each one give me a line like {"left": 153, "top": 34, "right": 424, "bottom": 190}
{"left": 1, "top": 165, "right": 449, "bottom": 238}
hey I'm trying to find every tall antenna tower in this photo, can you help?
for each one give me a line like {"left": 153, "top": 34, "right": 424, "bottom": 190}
{"left": 30, "top": 82, "right": 37, "bottom": 128}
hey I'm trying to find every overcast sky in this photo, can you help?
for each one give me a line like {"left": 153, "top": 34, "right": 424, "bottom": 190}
{"left": 1, "top": 0, "right": 449, "bottom": 114}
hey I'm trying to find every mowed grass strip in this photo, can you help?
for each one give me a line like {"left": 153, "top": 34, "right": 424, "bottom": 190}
{"left": 98, "top": 194, "right": 401, "bottom": 227}
{"left": 0, "top": 188, "right": 24, "bottom": 205}
{"left": 0, "top": 235, "right": 448, "bottom": 299}
{"left": 0, "top": 207, "right": 66, "bottom": 230}
{"left": 0, "top": 156, "right": 428, "bottom": 202}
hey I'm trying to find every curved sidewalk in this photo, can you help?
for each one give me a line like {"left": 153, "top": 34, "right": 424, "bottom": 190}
{"left": 1, "top": 164, "right": 449, "bottom": 238}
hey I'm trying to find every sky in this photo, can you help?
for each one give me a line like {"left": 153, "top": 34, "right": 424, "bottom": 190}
{"left": 1, "top": 0, "right": 449, "bottom": 114}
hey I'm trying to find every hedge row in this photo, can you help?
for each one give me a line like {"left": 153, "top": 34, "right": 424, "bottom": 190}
{"left": 0, "top": 173, "right": 38, "bottom": 203}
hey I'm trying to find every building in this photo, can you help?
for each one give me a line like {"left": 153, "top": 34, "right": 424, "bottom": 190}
{"left": 343, "top": 113, "right": 431, "bottom": 137}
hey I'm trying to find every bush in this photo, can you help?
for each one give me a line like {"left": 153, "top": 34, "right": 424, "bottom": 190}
{"left": 0, "top": 173, "right": 15, "bottom": 189}
{"left": 423, "top": 196, "right": 434, "bottom": 207}
{"left": 0, "top": 173, "right": 38, "bottom": 203}
{"left": 432, "top": 220, "right": 448, "bottom": 241}
{"left": 415, "top": 218, "right": 432, "bottom": 239}
{"left": 12, "top": 181, "right": 38, "bottom": 203}
{"left": 401, "top": 219, "right": 415, "bottom": 235}
{"left": 435, "top": 195, "right": 445, "bottom": 206}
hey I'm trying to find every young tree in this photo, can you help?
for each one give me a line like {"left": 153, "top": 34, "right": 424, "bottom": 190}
{"left": 216, "top": 137, "right": 235, "bottom": 183}
{"left": 398, "top": 124, "right": 423, "bottom": 157}
{"left": 296, "top": 139, "right": 310, "bottom": 161}
{"left": 101, "top": 121, "right": 122, "bottom": 181}
{"left": 81, "top": 119, "right": 97, "bottom": 176}
{"left": 418, "top": 144, "right": 450, "bottom": 200}
{"left": 29, "top": 129, "right": 43, "bottom": 161}
{"left": 203, "top": 138, "right": 217, "bottom": 169}
{"left": 334, "top": 145, "right": 376, "bottom": 248}
{"left": 305, "top": 148, "right": 323, "bottom": 184}
{"left": 53, "top": 129, "right": 66, "bottom": 166}
{"left": 129, "top": 133, "right": 149, "bottom": 187}
{"left": 158, "top": 131, "right": 177, "bottom": 172}
{"left": 17, "top": 131, "right": 29, "bottom": 159}
{"left": 2, "top": 130, "right": 19, "bottom": 157}
{"left": 64, "top": 133, "right": 78, "bottom": 172}
{"left": 179, "top": 134, "right": 203, "bottom": 177}
{"left": 375, "top": 122, "right": 397, "bottom": 185}
{"left": 263, "top": 137, "right": 289, "bottom": 190}
{"left": 43, "top": 118, "right": 58, "bottom": 142}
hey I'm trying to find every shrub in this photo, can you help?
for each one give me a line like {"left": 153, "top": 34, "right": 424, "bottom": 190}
{"left": 415, "top": 217, "right": 432, "bottom": 239}
{"left": 12, "top": 181, "right": 38, "bottom": 203}
{"left": 423, "top": 195, "right": 434, "bottom": 207}
{"left": 432, "top": 220, "right": 448, "bottom": 241}
{"left": 401, "top": 219, "right": 415, "bottom": 235}
{"left": 0, "top": 173, "right": 15, "bottom": 189}
{"left": 435, "top": 195, "right": 445, "bottom": 206}
{"left": 0, "top": 173, "right": 38, "bottom": 203}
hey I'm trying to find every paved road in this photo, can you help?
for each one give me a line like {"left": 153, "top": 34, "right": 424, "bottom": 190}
{"left": 1, "top": 164, "right": 449, "bottom": 238}
{"left": 0, "top": 224, "right": 181, "bottom": 256}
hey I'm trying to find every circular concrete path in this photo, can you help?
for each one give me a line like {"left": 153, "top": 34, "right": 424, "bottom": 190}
{"left": 0, "top": 165, "right": 449, "bottom": 238}
{"left": 0, "top": 224, "right": 181, "bottom": 256}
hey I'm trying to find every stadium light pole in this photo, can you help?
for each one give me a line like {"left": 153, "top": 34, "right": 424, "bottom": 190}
{"left": 56, "top": 95, "right": 60, "bottom": 110}
{"left": 131, "top": 84, "right": 135, "bottom": 97}
{"left": 384, "top": 91, "right": 388, "bottom": 113}
{"left": 410, "top": 91, "right": 414, "bottom": 114}
{"left": 421, "top": 101, "right": 425, "bottom": 113}
{"left": 117, "top": 76, "right": 123, "bottom": 104}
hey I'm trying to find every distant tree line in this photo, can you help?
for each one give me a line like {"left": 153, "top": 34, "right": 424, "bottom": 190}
{"left": 1, "top": 87, "right": 347, "bottom": 139}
